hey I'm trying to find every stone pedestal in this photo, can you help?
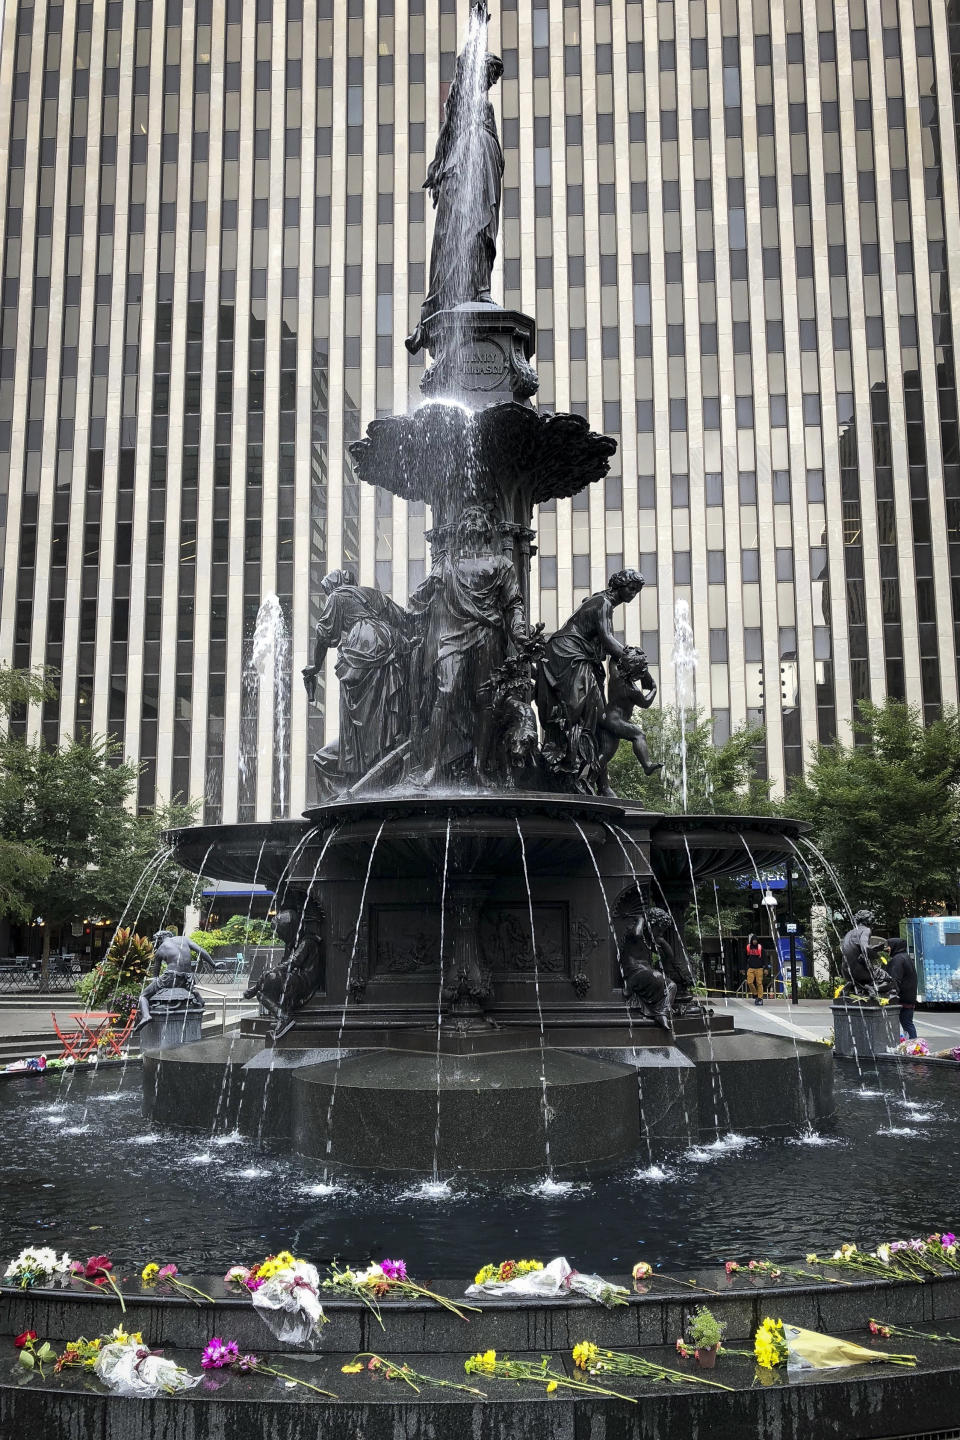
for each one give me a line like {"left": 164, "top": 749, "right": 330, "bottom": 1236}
{"left": 417, "top": 303, "right": 538, "bottom": 406}
{"left": 831, "top": 1002, "right": 899, "bottom": 1060}
{"left": 138, "top": 1007, "right": 204, "bottom": 1051}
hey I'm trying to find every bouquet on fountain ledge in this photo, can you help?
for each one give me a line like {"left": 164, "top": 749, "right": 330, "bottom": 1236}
{"left": 224, "top": 1251, "right": 326, "bottom": 1345}
{"left": 755, "top": 1317, "right": 916, "bottom": 1374}
{"left": 466, "top": 1257, "right": 629, "bottom": 1308}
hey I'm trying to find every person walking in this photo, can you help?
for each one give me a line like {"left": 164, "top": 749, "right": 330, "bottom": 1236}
{"left": 746, "top": 933, "right": 765, "bottom": 1006}
{"left": 886, "top": 936, "right": 918, "bottom": 1040}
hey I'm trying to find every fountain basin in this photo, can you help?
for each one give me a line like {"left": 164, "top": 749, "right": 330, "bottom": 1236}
{"left": 155, "top": 797, "right": 828, "bottom": 1172}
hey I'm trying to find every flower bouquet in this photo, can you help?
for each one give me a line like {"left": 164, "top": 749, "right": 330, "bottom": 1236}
{"left": 755, "top": 1316, "right": 915, "bottom": 1373}
{"left": 466, "top": 1348, "right": 637, "bottom": 1401}
{"left": 141, "top": 1261, "right": 213, "bottom": 1304}
{"left": 95, "top": 1327, "right": 201, "bottom": 1398}
{"left": 897, "top": 1038, "right": 930, "bottom": 1057}
{"left": 342, "top": 1352, "right": 487, "bottom": 1397}
{"left": 4, "top": 1247, "right": 72, "bottom": 1290}
{"left": 238, "top": 1252, "right": 327, "bottom": 1345}
{"left": 321, "top": 1259, "right": 478, "bottom": 1326}
{"left": 70, "top": 1255, "right": 126, "bottom": 1313}
{"left": 574, "top": 1339, "right": 733, "bottom": 1391}
{"left": 201, "top": 1337, "right": 337, "bottom": 1397}
{"left": 466, "top": 1256, "right": 629, "bottom": 1307}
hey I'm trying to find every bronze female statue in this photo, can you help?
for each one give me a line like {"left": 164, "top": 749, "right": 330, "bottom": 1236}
{"left": 302, "top": 569, "right": 413, "bottom": 797}
{"left": 536, "top": 569, "right": 646, "bottom": 791}
{"left": 405, "top": 17, "right": 504, "bottom": 354}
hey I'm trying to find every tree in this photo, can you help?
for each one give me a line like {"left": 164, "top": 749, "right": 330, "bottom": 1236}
{"left": 787, "top": 700, "right": 960, "bottom": 932}
{"left": 0, "top": 734, "right": 202, "bottom": 969}
{"left": 607, "top": 705, "right": 773, "bottom": 815}
{"left": 0, "top": 666, "right": 55, "bottom": 919}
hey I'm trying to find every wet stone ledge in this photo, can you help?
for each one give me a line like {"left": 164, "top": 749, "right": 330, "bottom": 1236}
{"left": 3, "top": 1332, "right": 960, "bottom": 1440}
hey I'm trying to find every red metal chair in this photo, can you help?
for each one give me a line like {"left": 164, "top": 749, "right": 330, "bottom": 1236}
{"left": 102, "top": 1007, "right": 137, "bottom": 1058}
{"left": 51, "top": 1013, "right": 88, "bottom": 1060}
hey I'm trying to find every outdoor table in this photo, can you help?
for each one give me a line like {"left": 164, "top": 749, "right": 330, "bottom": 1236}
{"left": 51, "top": 1011, "right": 133, "bottom": 1061}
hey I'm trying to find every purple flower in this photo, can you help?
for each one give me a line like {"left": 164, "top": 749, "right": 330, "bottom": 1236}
{"left": 245, "top": 1276, "right": 265, "bottom": 1292}
{"left": 943, "top": 1233, "right": 957, "bottom": 1248}
{"left": 909, "top": 1239, "right": 925, "bottom": 1252}
{"left": 236, "top": 1354, "right": 260, "bottom": 1374}
{"left": 201, "top": 1338, "right": 241, "bottom": 1370}
{"left": 380, "top": 1258, "right": 407, "bottom": 1282}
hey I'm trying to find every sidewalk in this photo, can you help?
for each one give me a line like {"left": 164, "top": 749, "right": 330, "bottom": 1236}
{"left": 721, "top": 995, "right": 960, "bottom": 1045}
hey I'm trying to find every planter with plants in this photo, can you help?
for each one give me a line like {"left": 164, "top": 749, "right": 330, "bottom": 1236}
{"left": 686, "top": 1306, "right": 726, "bottom": 1369}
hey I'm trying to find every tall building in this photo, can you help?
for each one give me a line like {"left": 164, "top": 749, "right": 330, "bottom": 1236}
{"left": 0, "top": 0, "right": 957, "bottom": 818}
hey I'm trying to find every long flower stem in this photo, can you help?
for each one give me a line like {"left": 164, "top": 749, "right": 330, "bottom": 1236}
{"left": 402, "top": 1282, "right": 480, "bottom": 1319}
{"left": 259, "top": 1364, "right": 338, "bottom": 1399}
{"left": 170, "top": 1279, "right": 214, "bottom": 1305}
{"left": 353, "top": 1354, "right": 486, "bottom": 1398}
{"left": 72, "top": 1276, "right": 127, "bottom": 1314}
{"left": 872, "top": 1320, "right": 960, "bottom": 1346}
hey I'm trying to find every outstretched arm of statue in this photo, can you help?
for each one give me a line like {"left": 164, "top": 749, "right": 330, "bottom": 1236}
{"left": 187, "top": 937, "right": 216, "bottom": 973}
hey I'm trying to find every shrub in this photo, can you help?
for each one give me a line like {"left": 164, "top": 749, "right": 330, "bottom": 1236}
{"left": 189, "top": 914, "right": 278, "bottom": 950}
{"left": 76, "top": 927, "right": 153, "bottom": 1011}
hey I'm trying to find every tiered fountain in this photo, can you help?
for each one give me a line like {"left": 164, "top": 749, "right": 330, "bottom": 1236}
{"left": 147, "top": 0, "right": 831, "bottom": 1174}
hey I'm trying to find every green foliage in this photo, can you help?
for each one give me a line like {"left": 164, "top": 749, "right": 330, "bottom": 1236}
{"left": 190, "top": 913, "right": 279, "bottom": 951}
{"left": 0, "top": 730, "right": 202, "bottom": 936}
{"left": 607, "top": 707, "right": 773, "bottom": 816}
{"left": 0, "top": 667, "right": 58, "bottom": 919}
{"left": 798, "top": 976, "right": 834, "bottom": 1000}
{"left": 787, "top": 700, "right": 960, "bottom": 933}
{"left": 76, "top": 927, "right": 154, "bottom": 1011}
{"left": 686, "top": 1306, "right": 726, "bottom": 1349}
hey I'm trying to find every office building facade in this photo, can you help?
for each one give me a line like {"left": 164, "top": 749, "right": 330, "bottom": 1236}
{"left": 0, "top": 0, "right": 958, "bottom": 818}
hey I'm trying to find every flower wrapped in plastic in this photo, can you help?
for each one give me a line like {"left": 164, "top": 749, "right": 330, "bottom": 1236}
{"left": 755, "top": 1316, "right": 914, "bottom": 1373}
{"left": 4, "top": 1247, "right": 72, "bottom": 1289}
{"left": 94, "top": 1334, "right": 202, "bottom": 1398}
{"left": 465, "top": 1256, "right": 628, "bottom": 1308}
{"left": 247, "top": 1255, "right": 326, "bottom": 1345}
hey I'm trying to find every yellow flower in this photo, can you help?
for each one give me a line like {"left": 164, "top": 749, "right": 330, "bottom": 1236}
{"left": 275, "top": 1251, "right": 296, "bottom": 1267}
{"left": 572, "top": 1341, "right": 598, "bottom": 1371}
{"left": 465, "top": 1350, "right": 498, "bottom": 1376}
{"left": 341, "top": 1363, "right": 363, "bottom": 1374}
{"left": 546, "top": 1381, "right": 558, "bottom": 1393}
{"left": 805, "top": 1253, "right": 818, "bottom": 1264}
{"left": 141, "top": 1263, "right": 159, "bottom": 1283}
{"left": 474, "top": 1265, "right": 495, "bottom": 1284}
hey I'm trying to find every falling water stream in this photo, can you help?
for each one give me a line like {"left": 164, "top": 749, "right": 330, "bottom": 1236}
{"left": 670, "top": 597, "right": 698, "bottom": 812}
{"left": 322, "top": 820, "right": 386, "bottom": 1171}
{"left": 514, "top": 820, "right": 555, "bottom": 1179}
{"left": 432, "top": 818, "right": 452, "bottom": 1184}
{"left": 239, "top": 594, "right": 291, "bottom": 814}
{"left": 573, "top": 821, "right": 655, "bottom": 1164}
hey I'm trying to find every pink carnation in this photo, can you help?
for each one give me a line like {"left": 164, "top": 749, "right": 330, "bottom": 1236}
{"left": 380, "top": 1258, "right": 407, "bottom": 1281}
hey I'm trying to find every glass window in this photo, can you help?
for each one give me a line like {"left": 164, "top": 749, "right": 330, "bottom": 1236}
{"left": 773, "top": 470, "right": 790, "bottom": 503}
{"left": 705, "top": 472, "right": 723, "bottom": 505}
{"left": 738, "top": 471, "right": 757, "bottom": 504}
{"left": 741, "top": 549, "right": 760, "bottom": 582}
{"left": 775, "top": 548, "right": 794, "bottom": 581}
{"left": 674, "top": 550, "right": 691, "bottom": 584}
{"left": 709, "top": 629, "right": 728, "bottom": 663}
{"left": 707, "top": 549, "right": 725, "bottom": 582}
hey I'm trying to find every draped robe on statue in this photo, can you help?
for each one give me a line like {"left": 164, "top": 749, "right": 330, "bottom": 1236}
{"left": 406, "top": 67, "right": 504, "bottom": 353}
{"left": 407, "top": 550, "right": 525, "bottom": 782}
{"left": 311, "top": 586, "right": 411, "bottom": 791}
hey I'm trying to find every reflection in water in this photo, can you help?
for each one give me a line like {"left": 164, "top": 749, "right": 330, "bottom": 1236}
{"left": 2, "top": 1068, "right": 959, "bottom": 1272}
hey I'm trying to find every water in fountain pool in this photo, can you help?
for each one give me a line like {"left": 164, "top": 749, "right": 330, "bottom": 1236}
{"left": 3, "top": 1064, "right": 957, "bottom": 1274}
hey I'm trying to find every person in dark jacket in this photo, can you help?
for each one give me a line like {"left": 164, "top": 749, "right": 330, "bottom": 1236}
{"left": 886, "top": 936, "right": 918, "bottom": 1039}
